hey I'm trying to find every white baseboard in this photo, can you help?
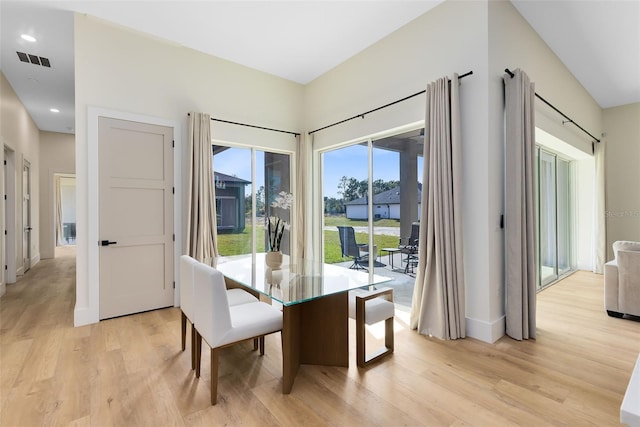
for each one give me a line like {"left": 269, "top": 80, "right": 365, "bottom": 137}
{"left": 466, "top": 315, "right": 505, "bottom": 343}
{"left": 31, "top": 253, "right": 40, "bottom": 267}
{"left": 74, "top": 305, "right": 99, "bottom": 327}
{"left": 16, "top": 266, "right": 24, "bottom": 276}
{"left": 0, "top": 283, "right": 5, "bottom": 297}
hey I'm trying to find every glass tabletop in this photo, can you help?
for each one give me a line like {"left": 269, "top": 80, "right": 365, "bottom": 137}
{"left": 214, "top": 252, "right": 391, "bottom": 306}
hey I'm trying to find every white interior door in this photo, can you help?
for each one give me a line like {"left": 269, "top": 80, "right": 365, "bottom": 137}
{"left": 22, "top": 160, "right": 31, "bottom": 273}
{"left": 98, "top": 117, "right": 174, "bottom": 319}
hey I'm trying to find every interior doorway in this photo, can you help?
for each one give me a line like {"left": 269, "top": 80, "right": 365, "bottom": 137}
{"left": 55, "top": 174, "right": 76, "bottom": 248}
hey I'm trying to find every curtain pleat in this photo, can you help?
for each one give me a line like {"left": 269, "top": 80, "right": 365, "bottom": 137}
{"left": 295, "top": 132, "right": 313, "bottom": 259}
{"left": 410, "top": 74, "right": 466, "bottom": 340}
{"left": 504, "top": 69, "right": 537, "bottom": 340}
{"left": 186, "top": 112, "right": 218, "bottom": 262}
{"left": 594, "top": 142, "right": 606, "bottom": 273}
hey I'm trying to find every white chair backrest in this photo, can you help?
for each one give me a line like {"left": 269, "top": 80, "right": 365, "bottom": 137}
{"left": 193, "top": 262, "right": 232, "bottom": 349}
{"left": 179, "top": 255, "right": 199, "bottom": 320}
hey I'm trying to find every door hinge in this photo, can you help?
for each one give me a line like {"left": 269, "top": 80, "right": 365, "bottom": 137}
{"left": 3, "top": 194, "right": 6, "bottom": 200}
{"left": 172, "top": 140, "right": 175, "bottom": 148}
{"left": 4, "top": 230, "right": 6, "bottom": 235}
{"left": 172, "top": 187, "right": 174, "bottom": 194}
{"left": 3, "top": 160, "right": 6, "bottom": 165}
{"left": 172, "top": 234, "right": 175, "bottom": 242}
{"left": 4, "top": 265, "right": 7, "bottom": 270}
{"left": 173, "top": 281, "right": 176, "bottom": 289}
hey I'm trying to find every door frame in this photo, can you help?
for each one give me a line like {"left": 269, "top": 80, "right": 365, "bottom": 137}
{"left": 76, "top": 107, "right": 181, "bottom": 326}
{"left": 2, "top": 146, "right": 17, "bottom": 289}
{"left": 22, "top": 158, "right": 32, "bottom": 274}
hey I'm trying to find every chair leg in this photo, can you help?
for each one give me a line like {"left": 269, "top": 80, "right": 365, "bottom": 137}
{"left": 253, "top": 338, "right": 258, "bottom": 351}
{"left": 181, "top": 311, "right": 187, "bottom": 351}
{"left": 195, "top": 331, "right": 202, "bottom": 378}
{"left": 191, "top": 324, "right": 196, "bottom": 370}
{"left": 385, "top": 317, "right": 394, "bottom": 352}
{"left": 210, "top": 347, "right": 220, "bottom": 405}
{"left": 355, "top": 299, "right": 366, "bottom": 368}
{"left": 259, "top": 336, "right": 265, "bottom": 356}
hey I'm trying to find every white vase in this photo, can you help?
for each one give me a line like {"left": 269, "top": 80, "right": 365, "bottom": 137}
{"left": 265, "top": 251, "right": 283, "bottom": 270}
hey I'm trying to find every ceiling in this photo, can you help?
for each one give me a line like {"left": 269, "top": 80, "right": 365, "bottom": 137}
{"left": 1, "top": 1, "right": 638, "bottom": 135}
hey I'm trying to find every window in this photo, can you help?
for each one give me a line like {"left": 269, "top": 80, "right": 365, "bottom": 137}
{"left": 212, "top": 145, "right": 292, "bottom": 257}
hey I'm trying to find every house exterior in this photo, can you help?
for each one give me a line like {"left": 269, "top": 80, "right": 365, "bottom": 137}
{"left": 344, "top": 186, "right": 422, "bottom": 220}
{"left": 214, "top": 172, "right": 250, "bottom": 234}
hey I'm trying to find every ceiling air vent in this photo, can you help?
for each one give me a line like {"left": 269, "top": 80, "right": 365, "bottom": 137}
{"left": 16, "top": 51, "right": 51, "bottom": 68}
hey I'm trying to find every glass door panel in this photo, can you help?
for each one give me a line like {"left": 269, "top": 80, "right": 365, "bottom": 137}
{"left": 372, "top": 129, "right": 423, "bottom": 309}
{"left": 322, "top": 143, "right": 370, "bottom": 271}
{"left": 213, "top": 146, "right": 253, "bottom": 256}
{"left": 557, "top": 159, "right": 571, "bottom": 275}
{"left": 539, "top": 150, "right": 557, "bottom": 286}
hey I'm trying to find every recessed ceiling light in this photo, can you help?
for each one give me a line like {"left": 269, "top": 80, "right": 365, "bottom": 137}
{"left": 50, "top": 108, "right": 60, "bottom": 113}
{"left": 21, "top": 34, "right": 36, "bottom": 43}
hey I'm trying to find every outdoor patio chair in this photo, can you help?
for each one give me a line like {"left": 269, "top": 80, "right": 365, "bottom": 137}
{"left": 399, "top": 222, "right": 420, "bottom": 274}
{"left": 337, "top": 226, "right": 371, "bottom": 271}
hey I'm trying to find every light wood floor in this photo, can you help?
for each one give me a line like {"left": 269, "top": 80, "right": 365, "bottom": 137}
{"left": 1, "top": 248, "right": 639, "bottom": 426}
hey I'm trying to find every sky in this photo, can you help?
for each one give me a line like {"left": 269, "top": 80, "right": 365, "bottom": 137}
{"left": 213, "top": 144, "right": 423, "bottom": 199}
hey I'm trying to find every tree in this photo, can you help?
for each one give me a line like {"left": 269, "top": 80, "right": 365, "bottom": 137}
{"left": 244, "top": 185, "right": 265, "bottom": 216}
{"left": 338, "top": 176, "right": 400, "bottom": 203}
{"left": 324, "top": 197, "right": 344, "bottom": 214}
{"left": 337, "top": 176, "right": 361, "bottom": 202}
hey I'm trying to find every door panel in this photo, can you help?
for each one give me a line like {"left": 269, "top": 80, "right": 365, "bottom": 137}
{"left": 98, "top": 117, "right": 173, "bottom": 319}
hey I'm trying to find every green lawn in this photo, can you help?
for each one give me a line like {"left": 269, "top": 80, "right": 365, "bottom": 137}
{"left": 217, "top": 218, "right": 400, "bottom": 263}
{"left": 324, "top": 230, "right": 399, "bottom": 264}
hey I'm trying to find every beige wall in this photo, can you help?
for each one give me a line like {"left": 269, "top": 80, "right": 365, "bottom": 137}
{"left": 39, "top": 131, "right": 75, "bottom": 260}
{"left": 0, "top": 71, "right": 41, "bottom": 294}
{"left": 604, "top": 102, "right": 640, "bottom": 260}
{"left": 73, "top": 15, "right": 304, "bottom": 325}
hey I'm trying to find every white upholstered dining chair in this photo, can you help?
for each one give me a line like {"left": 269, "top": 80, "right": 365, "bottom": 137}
{"left": 349, "top": 287, "right": 395, "bottom": 368}
{"left": 179, "top": 255, "right": 258, "bottom": 370}
{"left": 193, "top": 262, "right": 283, "bottom": 405}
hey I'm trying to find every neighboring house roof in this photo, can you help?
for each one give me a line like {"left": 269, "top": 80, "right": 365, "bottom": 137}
{"left": 344, "top": 185, "right": 422, "bottom": 205}
{"left": 214, "top": 171, "right": 251, "bottom": 184}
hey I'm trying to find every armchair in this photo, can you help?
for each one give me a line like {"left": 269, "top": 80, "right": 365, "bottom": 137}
{"left": 604, "top": 241, "right": 640, "bottom": 318}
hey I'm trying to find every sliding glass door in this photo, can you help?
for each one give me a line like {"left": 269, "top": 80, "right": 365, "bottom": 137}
{"left": 536, "top": 147, "right": 573, "bottom": 290}
{"left": 320, "top": 128, "right": 424, "bottom": 308}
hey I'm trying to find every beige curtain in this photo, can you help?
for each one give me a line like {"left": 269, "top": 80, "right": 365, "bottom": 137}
{"left": 55, "top": 175, "right": 63, "bottom": 246}
{"left": 504, "top": 69, "right": 536, "bottom": 340}
{"left": 295, "top": 132, "right": 313, "bottom": 259}
{"left": 186, "top": 112, "right": 218, "bottom": 262}
{"left": 594, "top": 141, "right": 606, "bottom": 273}
{"left": 410, "top": 74, "right": 466, "bottom": 340}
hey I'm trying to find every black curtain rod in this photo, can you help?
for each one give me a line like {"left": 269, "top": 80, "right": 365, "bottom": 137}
{"left": 504, "top": 68, "right": 601, "bottom": 144}
{"left": 187, "top": 113, "right": 299, "bottom": 137}
{"left": 308, "top": 70, "right": 473, "bottom": 135}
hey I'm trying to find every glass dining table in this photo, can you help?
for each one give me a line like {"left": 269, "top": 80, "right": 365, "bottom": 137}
{"left": 214, "top": 252, "right": 391, "bottom": 394}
